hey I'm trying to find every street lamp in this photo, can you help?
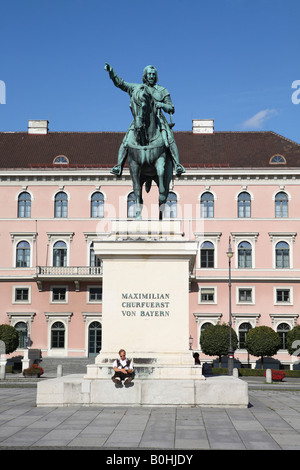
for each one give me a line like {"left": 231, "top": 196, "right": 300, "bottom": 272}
{"left": 226, "top": 236, "right": 234, "bottom": 376}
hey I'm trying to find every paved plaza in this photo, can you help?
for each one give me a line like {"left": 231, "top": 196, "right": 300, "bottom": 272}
{"left": 0, "top": 378, "right": 300, "bottom": 451}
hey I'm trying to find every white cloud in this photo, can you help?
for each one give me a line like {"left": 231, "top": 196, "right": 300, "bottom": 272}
{"left": 241, "top": 109, "right": 278, "bottom": 130}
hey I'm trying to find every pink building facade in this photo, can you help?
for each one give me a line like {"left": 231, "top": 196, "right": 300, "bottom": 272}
{"left": 1, "top": 119, "right": 300, "bottom": 369}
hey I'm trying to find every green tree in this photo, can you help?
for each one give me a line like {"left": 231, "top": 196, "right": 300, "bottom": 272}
{"left": 200, "top": 323, "right": 238, "bottom": 367}
{"left": 245, "top": 326, "right": 281, "bottom": 369}
{"left": 0, "top": 324, "right": 19, "bottom": 355}
{"left": 286, "top": 325, "right": 300, "bottom": 358}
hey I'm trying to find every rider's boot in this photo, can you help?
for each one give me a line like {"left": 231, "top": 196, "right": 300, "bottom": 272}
{"left": 169, "top": 142, "right": 186, "bottom": 176}
{"left": 110, "top": 144, "right": 127, "bottom": 177}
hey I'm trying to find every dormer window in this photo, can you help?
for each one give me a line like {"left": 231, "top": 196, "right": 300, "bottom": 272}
{"left": 53, "top": 155, "right": 69, "bottom": 165}
{"left": 270, "top": 155, "right": 286, "bottom": 164}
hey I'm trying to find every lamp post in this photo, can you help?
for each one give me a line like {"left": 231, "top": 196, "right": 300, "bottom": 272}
{"left": 226, "top": 236, "right": 234, "bottom": 376}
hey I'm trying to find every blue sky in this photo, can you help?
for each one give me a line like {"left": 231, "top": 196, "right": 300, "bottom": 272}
{"left": 0, "top": 0, "right": 299, "bottom": 142}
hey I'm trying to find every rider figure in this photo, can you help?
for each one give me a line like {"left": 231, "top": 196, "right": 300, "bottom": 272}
{"left": 104, "top": 64, "right": 185, "bottom": 177}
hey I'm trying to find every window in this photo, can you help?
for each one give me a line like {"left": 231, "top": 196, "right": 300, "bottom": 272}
{"left": 16, "top": 241, "right": 30, "bottom": 267}
{"left": 275, "top": 192, "right": 288, "bottom": 218}
{"left": 52, "top": 287, "right": 67, "bottom": 302}
{"left": 200, "top": 241, "right": 214, "bottom": 268}
{"left": 51, "top": 321, "right": 65, "bottom": 348}
{"left": 15, "top": 288, "right": 29, "bottom": 302}
{"left": 127, "top": 192, "right": 136, "bottom": 218}
{"left": 54, "top": 191, "right": 68, "bottom": 218}
{"left": 199, "top": 287, "right": 215, "bottom": 303}
{"left": 275, "top": 241, "right": 290, "bottom": 268}
{"left": 89, "top": 287, "right": 102, "bottom": 302}
{"left": 238, "top": 241, "right": 252, "bottom": 268}
{"left": 238, "top": 192, "right": 251, "bottom": 218}
{"left": 15, "top": 322, "right": 28, "bottom": 349}
{"left": 164, "top": 192, "right": 177, "bottom": 218}
{"left": 276, "top": 289, "right": 290, "bottom": 303}
{"left": 53, "top": 155, "right": 69, "bottom": 164}
{"left": 270, "top": 155, "right": 286, "bottom": 164}
{"left": 90, "top": 243, "right": 102, "bottom": 269}
{"left": 53, "top": 241, "right": 67, "bottom": 267}
{"left": 91, "top": 192, "right": 104, "bottom": 218}
{"left": 277, "top": 323, "right": 290, "bottom": 349}
{"left": 238, "top": 323, "right": 252, "bottom": 349}
{"left": 200, "top": 192, "right": 214, "bottom": 218}
{"left": 238, "top": 288, "right": 252, "bottom": 303}
{"left": 18, "top": 192, "right": 31, "bottom": 218}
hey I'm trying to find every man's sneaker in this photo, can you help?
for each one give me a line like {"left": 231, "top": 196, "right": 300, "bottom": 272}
{"left": 112, "top": 377, "right": 122, "bottom": 387}
{"left": 124, "top": 377, "right": 133, "bottom": 387}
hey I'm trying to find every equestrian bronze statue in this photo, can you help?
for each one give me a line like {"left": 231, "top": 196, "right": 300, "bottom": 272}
{"left": 104, "top": 64, "right": 185, "bottom": 219}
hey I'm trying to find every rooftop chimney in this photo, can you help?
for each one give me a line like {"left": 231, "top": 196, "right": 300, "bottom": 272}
{"left": 28, "top": 120, "right": 49, "bottom": 135}
{"left": 192, "top": 119, "right": 214, "bottom": 134}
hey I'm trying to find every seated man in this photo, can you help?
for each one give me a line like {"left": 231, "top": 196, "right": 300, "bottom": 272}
{"left": 112, "top": 349, "right": 134, "bottom": 387}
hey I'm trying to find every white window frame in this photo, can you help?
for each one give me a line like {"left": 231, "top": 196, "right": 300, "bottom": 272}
{"left": 269, "top": 232, "right": 296, "bottom": 269}
{"left": 12, "top": 285, "right": 32, "bottom": 304}
{"left": 87, "top": 285, "right": 103, "bottom": 304}
{"left": 198, "top": 285, "right": 217, "bottom": 304}
{"left": 231, "top": 232, "right": 258, "bottom": 269}
{"left": 236, "top": 286, "right": 255, "bottom": 305}
{"left": 44, "top": 312, "right": 72, "bottom": 357}
{"left": 274, "top": 286, "right": 293, "bottom": 305}
{"left": 50, "top": 285, "right": 69, "bottom": 304}
{"left": 195, "top": 232, "right": 221, "bottom": 269}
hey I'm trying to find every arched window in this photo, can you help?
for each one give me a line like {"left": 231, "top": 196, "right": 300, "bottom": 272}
{"left": 16, "top": 241, "right": 30, "bottom": 267}
{"left": 54, "top": 191, "right": 68, "bottom": 218}
{"left": 238, "top": 192, "right": 251, "bottom": 218}
{"left": 277, "top": 323, "right": 290, "bottom": 349}
{"left": 200, "top": 192, "right": 214, "bottom": 218}
{"left": 275, "top": 192, "right": 288, "bottom": 218}
{"left": 238, "top": 241, "right": 252, "bottom": 268}
{"left": 90, "top": 242, "right": 102, "bottom": 268}
{"left": 88, "top": 321, "right": 102, "bottom": 357}
{"left": 270, "top": 155, "right": 286, "bottom": 164}
{"left": 18, "top": 192, "right": 31, "bottom": 218}
{"left": 200, "top": 241, "right": 214, "bottom": 268}
{"left": 91, "top": 192, "right": 104, "bottom": 218}
{"left": 164, "top": 192, "right": 177, "bottom": 218}
{"left": 51, "top": 321, "right": 65, "bottom": 349}
{"left": 275, "top": 241, "right": 290, "bottom": 268}
{"left": 238, "top": 322, "right": 252, "bottom": 349}
{"left": 127, "top": 192, "right": 136, "bottom": 218}
{"left": 15, "top": 321, "right": 28, "bottom": 349}
{"left": 53, "top": 155, "right": 69, "bottom": 165}
{"left": 53, "top": 241, "right": 67, "bottom": 267}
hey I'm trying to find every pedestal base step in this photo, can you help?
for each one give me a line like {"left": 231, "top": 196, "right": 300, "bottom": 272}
{"left": 36, "top": 375, "right": 249, "bottom": 408}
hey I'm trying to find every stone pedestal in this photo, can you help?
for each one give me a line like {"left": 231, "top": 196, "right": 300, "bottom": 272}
{"left": 85, "top": 220, "right": 200, "bottom": 380}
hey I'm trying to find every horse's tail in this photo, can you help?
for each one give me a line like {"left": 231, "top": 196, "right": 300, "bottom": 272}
{"left": 145, "top": 178, "right": 152, "bottom": 193}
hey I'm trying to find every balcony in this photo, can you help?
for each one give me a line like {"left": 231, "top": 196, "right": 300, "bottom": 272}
{"left": 35, "top": 266, "right": 103, "bottom": 291}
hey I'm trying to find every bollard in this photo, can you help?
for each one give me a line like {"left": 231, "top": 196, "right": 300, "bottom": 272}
{"left": 0, "top": 364, "right": 5, "bottom": 380}
{"left": 233, "top": 368, "right": 239, "bottom": 378}
{"left": 266, "top": 368, "right": 272, "bottom": 383}
{"left": 57, "top": 364, "right": 63, "bottom": 377}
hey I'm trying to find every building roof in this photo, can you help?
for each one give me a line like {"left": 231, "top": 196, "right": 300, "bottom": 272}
{"left": 0, "top": 130, "right": 299, "bottom": 169}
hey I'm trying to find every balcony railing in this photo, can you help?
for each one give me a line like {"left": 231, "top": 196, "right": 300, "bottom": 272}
{"left": 36, "top": 266, "right": 103, "bottom": 277}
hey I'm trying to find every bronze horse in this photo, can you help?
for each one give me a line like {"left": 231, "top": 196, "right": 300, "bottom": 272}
{"left": 126, "top": 85, "right": 173, "bottom": 220}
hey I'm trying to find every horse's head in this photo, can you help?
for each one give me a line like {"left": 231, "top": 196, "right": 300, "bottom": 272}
{"left": 130, "top": 85, "right": 152, "bottom": 145}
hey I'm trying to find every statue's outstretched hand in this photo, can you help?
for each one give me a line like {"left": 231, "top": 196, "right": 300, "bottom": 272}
{"left": 104, "top": 63, "right": 112, "bottom": 72}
